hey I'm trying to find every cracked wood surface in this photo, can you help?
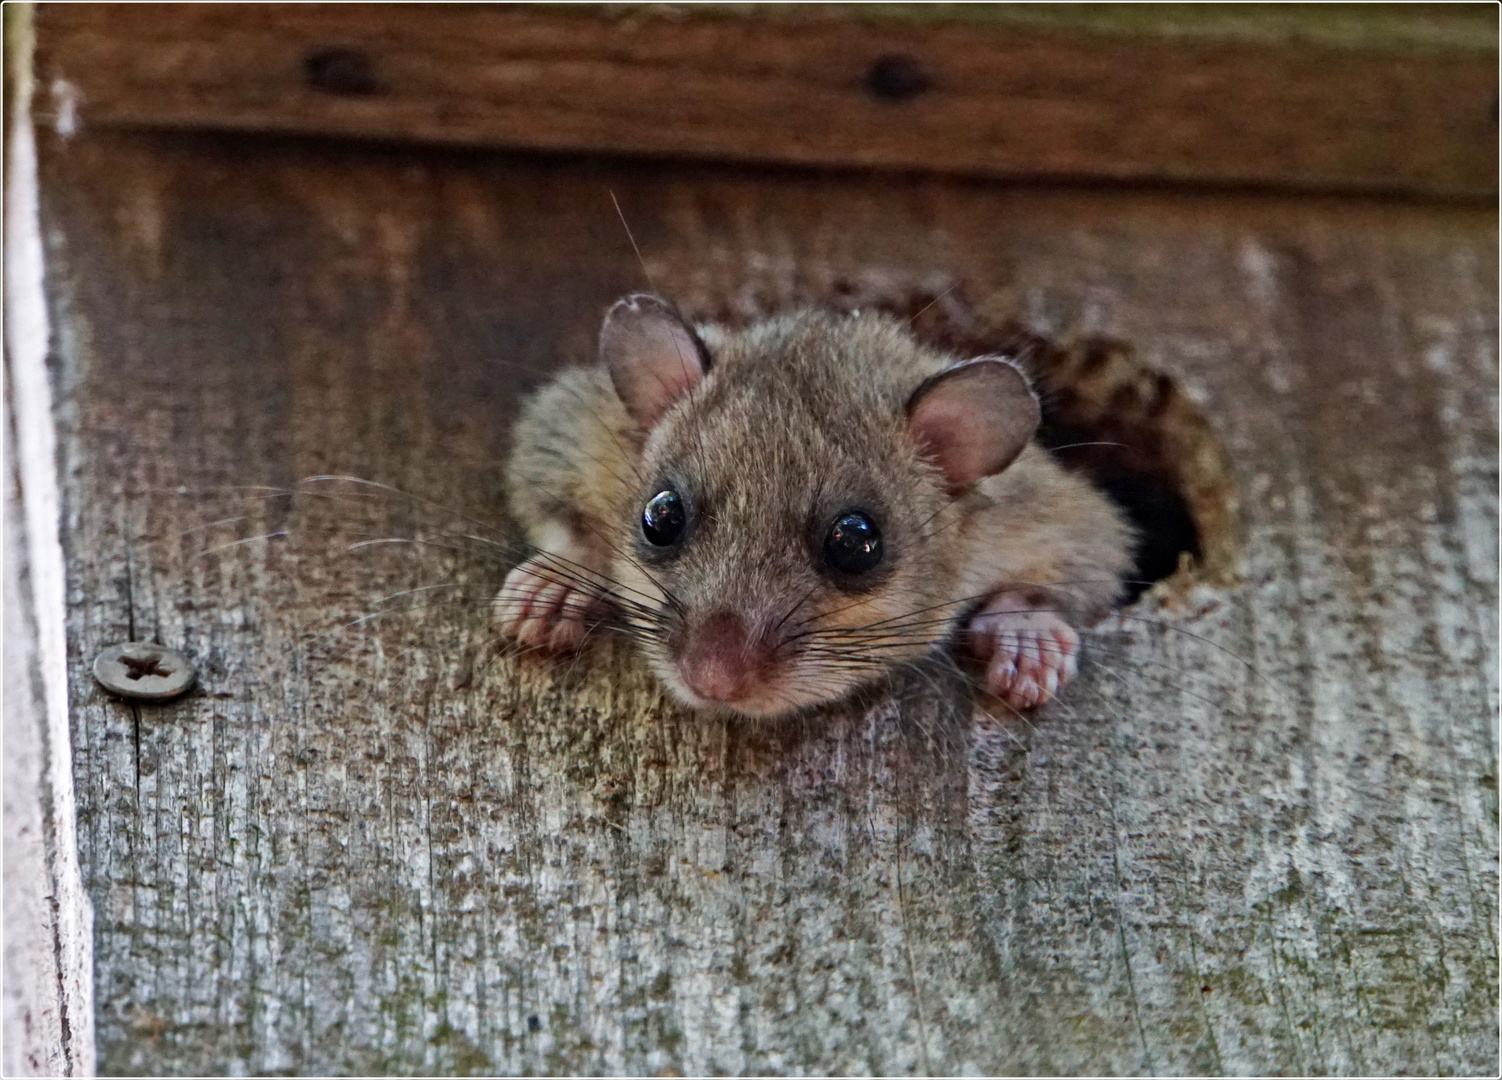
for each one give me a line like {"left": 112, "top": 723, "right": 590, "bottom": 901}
{"left": 38, "top": 128, "right": 1498, "bottom": 1075}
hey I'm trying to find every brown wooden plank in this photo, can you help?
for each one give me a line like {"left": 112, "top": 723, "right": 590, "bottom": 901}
{"left": 32, "top": 3, "right": 1499, "bottom": 198}
{"left": 36, "top": 115, "right": 1498, "bottom": 1073}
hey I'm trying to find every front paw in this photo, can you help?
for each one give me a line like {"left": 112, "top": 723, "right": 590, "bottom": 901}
{"left": 968, "top": 594, "right": 1080, "bottom": 710}
{"left": 495, "top": 556, "right": 609, "bottom": 652}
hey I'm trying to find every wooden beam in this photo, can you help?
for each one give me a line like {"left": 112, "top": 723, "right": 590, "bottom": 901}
{"left": 33, "top": 3, "right": 1498, "bottom": 197}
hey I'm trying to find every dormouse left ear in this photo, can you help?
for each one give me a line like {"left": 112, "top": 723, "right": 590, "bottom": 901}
{"left": 599, "top": 294, "right": 712, "bottom": 429}
{"left": 905, "top": 358, "right": 1040, "bottom": 494}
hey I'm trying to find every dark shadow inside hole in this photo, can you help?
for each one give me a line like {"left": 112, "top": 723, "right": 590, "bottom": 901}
{"left": 1036, "top": 422, "right": 1202, "bottom": 603}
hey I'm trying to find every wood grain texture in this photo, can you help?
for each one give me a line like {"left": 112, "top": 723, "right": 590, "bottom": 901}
{"left": 32, "top": 3, "right": 1499, "bottom": 199}
{"left": 37, "top": 126, "right": 1498, "bottom": 1075}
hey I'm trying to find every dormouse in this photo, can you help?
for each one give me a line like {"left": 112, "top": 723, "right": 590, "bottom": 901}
{"left": 500, "top": 295, "right": 1134, "bottom": 719}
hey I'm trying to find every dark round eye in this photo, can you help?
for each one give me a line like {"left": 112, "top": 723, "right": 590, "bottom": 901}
{"left": 823, "top": 511, "right": 883, "bottom": 576}
{"left": 641, "top": 489, "right": 687, "bottom": 547}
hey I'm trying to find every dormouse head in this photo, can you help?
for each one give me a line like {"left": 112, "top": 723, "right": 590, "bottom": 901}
{"left": 599, "top": 294, "right": 1040, "bottom": 719}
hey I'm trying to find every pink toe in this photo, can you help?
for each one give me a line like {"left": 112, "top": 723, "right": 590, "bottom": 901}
{"left": 547, "top": 616, "right": 586, "bottom": 652}
{"left": 515, "top": 581, "right": 566, "bottom": 647}
{"left": 497, "top": 564, "right": 548, "bottom": 632}
{"left": 987, "top": 652, "right": 1018, "bottom": 694}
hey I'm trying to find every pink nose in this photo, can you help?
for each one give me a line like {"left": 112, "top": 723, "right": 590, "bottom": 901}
{"left": 679, "top": 611, "right": 771, "bottom": 703}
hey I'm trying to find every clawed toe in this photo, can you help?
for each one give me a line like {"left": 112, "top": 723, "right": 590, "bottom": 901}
{"left": 496, "top": 558, "right": 606, "bottom": 653}
{"left": 968, "top": 594, "right": 1080, "bottom": 711}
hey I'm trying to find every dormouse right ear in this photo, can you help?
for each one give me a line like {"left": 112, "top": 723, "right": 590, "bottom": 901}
{"left": 905, "top": 357, "right": 1040, "bottom": 494}
{"left": 599, "top": 294, "right": 711, "bottom": 429}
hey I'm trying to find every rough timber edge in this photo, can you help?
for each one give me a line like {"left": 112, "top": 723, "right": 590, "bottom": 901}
{"left": 3, "top": 3, "right": 97, "bottom": 1074}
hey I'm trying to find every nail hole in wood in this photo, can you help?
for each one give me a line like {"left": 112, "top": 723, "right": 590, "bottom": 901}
{"left": 304, "top": 47, "right": 378, "bottom": 97}
{"left": 866, "top": 54, "right": 931, "bottom": 102}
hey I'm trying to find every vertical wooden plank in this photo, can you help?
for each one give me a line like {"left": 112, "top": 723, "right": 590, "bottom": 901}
{"left": 3, "top": 6, "right": 95, "bottom": 1070}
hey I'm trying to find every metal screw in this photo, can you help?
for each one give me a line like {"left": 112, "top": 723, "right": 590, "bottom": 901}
{"left": 93, "top": 642, "right": 196, "bottom": 703}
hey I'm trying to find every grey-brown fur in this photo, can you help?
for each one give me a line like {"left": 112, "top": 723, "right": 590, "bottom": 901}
{"left": 504, "top": 305, "right": 1134, "bottom": 717}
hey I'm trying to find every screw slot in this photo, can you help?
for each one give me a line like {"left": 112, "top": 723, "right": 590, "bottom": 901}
{"left": 121, "top": 653, "right": 170, "bottom": 680}
{"left": 304, "top": 47, "right": 378, "bottom": 97}
{"left": 866, "top": 54, "right": 932, "bottom": 102}
{"left": 93, "top": 642, "right": 197, "bottom": 702}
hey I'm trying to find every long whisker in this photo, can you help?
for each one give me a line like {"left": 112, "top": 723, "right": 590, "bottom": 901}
{"left": 296, "top": 474, "right": 511, "bottom": 535}
{"left": 1043, "top": 440, "right": 1131, "bottom": 453}
{"left": 771, "top": 583, "right": 823, "bottom": 636}
{"left": 907, "top": 283, "right": 958, "bottom": 325}
{"left": 1106, "top": 613, "right": 1268, "bottom": 686}
{"left": 517, "top": 476, "right": 687, "bottom": 617}
{"left": 523, "top": 547, "right": 678, "bottom": 616}
{"left": 175, "top": 514, "right": 258, "bottom": 539}
{"left": 189, "top": 531, "right": 289, "bottom": 560}
{"left": 611, "top": 189, "right": 656, "bottom": 293}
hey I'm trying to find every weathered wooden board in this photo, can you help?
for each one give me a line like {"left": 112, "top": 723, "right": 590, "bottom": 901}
{"left": 32, "top": 3, "right": 1499, "bottom": 198}
{"left": 38, "top": 124, "right": 1498, "bottom": 1075}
